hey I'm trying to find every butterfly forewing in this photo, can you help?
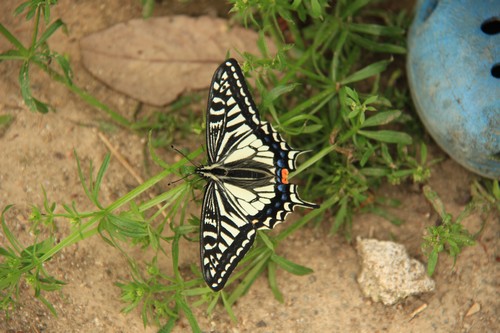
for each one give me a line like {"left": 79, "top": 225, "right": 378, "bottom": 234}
{"left": 198, "top": 58, "right": 318, "bottom": 291}
{"left": 205, "top": 59, "right": 261, "bottom": 164}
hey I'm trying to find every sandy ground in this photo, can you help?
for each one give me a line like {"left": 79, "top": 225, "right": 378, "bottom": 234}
{"left": 0, "top": 1, "right": 498, "bottom": 332}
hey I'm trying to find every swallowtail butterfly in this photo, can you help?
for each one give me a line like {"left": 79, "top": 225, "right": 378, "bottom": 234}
{"left": 197, "top": 58, "right": 318, "bottom": 291}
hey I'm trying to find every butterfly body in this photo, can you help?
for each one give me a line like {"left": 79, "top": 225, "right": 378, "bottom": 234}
{"left": 197, "top": 59, "right": 318, "bottom": 291}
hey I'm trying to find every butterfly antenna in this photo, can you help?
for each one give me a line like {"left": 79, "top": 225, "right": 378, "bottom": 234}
{"left": 171, "top": 144, "right": 200, "bottom": 168}
{"left": 167, "top": 173, "right": 192, "bottom": 186}
{"left": 167, "top": 145, "right": 203, "bottom": 186}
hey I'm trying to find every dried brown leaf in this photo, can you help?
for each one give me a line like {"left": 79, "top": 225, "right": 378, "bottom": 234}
{"left": 80, "top": 16, "right": 274, "bottom": 106}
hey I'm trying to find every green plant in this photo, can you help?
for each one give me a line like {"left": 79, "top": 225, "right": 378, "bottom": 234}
{"left": 421, "top": 185, "right": 476, "bottom": 276}
{"left": 421, "top": 180, "right": 498, "bottom": 277}
{"left": 470, "top": 179, "right": 500, "bottom": 217}
{"left": 0, "top": 115, "right": 15, "bottom": 137}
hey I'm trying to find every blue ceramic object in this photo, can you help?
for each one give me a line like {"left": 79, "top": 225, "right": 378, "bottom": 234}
{"left": 407, "top": 0, "right": 500, "bottom": 179}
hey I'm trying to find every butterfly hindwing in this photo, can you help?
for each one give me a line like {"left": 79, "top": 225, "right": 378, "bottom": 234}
{"left": 198, "top": 58, "right": 318, "bottom": 291}
{"left": 200, "top": 181, "right": 256, "bottom": 291}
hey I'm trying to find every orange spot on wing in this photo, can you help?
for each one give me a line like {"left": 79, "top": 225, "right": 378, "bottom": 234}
{"left": 281, "top": 169, "right": 289, "bottom": 184}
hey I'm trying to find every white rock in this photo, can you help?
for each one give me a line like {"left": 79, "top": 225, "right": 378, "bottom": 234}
{"left": 356, "top": 237, "right": 435, "bottom": 305}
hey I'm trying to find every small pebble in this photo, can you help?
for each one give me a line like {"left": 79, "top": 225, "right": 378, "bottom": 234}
{"left": 465, "top": 302, "right": 481, "bottom": 317}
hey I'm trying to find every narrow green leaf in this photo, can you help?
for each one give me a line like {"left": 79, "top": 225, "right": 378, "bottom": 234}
{"left": 0, "top": 246, "right": 15, "bottom": 257}
{"left": 344, "top": 86, "right": 358, "bottom": 101}
{"left": 33, "top": 97, "right": 50, "bottom": 113}
{"left": 493, "top": 180, "right": 500, "bottom": 200}
{"left": 0, "top": 49, "right": 25, "bottom": 61}
{"left": 0, "top": 114, "right": 15, "bottom": 132}
{"left": 19, "top": 61, "right": 35, "bottom": 111}
{"left": 74, "top": 150, "right": 94, "bottom": 204}
{"left": 361, "top": 110, "right": 401, "bottom": 128}
{"left": 271, "top": 253, "right": 313, "bottom": 275}
{"left": 310, "top": 0, "right": 323, "bottom": 18}
{"left": 282, "top": 87, "right": 336, "bottom": 122}
{"left": 342, "top": 0, "right": 371, "bottom": 18}
{"left": 449, "top": 232, "right": 475, "bottom": 246}
{"left": 17, "top": 63, "right": 49, "bottom": 114}
{"left": 391, "top": 169, "right": 416, "bottom": 178}
{"left": 300, "top": 124, "right": 323, "bottom": 133}
{"left": 158, "top": 317, "right": 176, "bottom": 333}
{"left": 423, "top": 185, "right": 447, "bottom": 219}
{"left": 359, "top": 145, "right": 375, "bottom": 166}
{"left": 182, "top": 287, "right": 210, "bottom": 297}
{"left": 38, "top": 295, "right": 58, "bottom": 317}
{"left": 289, "top": 145, "right": 335, "bottom": 179}
{"left": 358, "top": 130, "right": 413, "bottom": 145}
{"left": 380, "top": 143, "right": 393, "bottom": 166}
{"left": 447, "top": 239, "right": 460, "bottom": 257}
{"left": 364, "top": 95, "right": 378, "bottom": 105}
{"left": 350, "top": 34, "right": 406, "bottom": 54}
{"left": 341, "top": 59, "right": 392, "bottom": 85}
{"left": 149, "top": 131, "right": 170, "bottom": 169}
{"left": 107, "top": 214, "right": 148, "bottom": 238}
{"left": 263, "top": 83, "right": 300, "bottom": 108}
{"left": 1, "top": 205, "right": 24, "bottom": 254}
{"left": 206, "top": 292, "right": 220, "bottom": 314}
{"left": 291, "top": 0, "right": 303, "bottom": 10}
{"left": 53, "top": 53, "right": 73, "bottom": 84}
{"left": 331, "top": 197, "right": 347, "bottom": 234}
{"left": 25, "top": 5, "right": 36, "bottom": 20}
{"left": 267, "top": 261, "right": 284, "bottom": 303}
{"left": 141, "top": 0, "right": 155, "bottom": 18}
{"left": 36, "top": 19, "right": 65, "bottom": 48}
{"left": 13, "top": 2, "right": 31, "bottom": 16}
{"left": 419, "top": 142, "right": 428, "bottom": 165}
{"left": 280, "top": 113, "right": 322, "bottom": 128}
{"left": 348, "top": 23, "right": 405, "bottom": 37}
{"left": 427, "top": 249, "right": 438, "bottom": 276}
{"left": 221, "top": 292, "right": 237, "bottom": 323}
{"left": 175, "top": 295, "right": 201, "bottom": 333}
{"left": 256, "top": 31, "right": 272, "bottom": 57}
{"left": 360, "top": 167, "right": 389, "bottom": 177}
{"left": 43, "top": 1, "right": 51, "bottom": 24}
{"left": 92, "top": 153, "right": 111, "bottom": 204}
{"left": 259, "top": 232, "right": 275, "bottom": 251}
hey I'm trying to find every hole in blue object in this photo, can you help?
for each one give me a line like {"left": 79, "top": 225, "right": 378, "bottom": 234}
{"left": 481, "top": 17, "right": 500, "bottom": 35}
{"left": 492, "top": 64, "right": 500, "bottom": 78}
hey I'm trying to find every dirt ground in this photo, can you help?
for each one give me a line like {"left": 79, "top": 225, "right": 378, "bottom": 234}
{"left": 0, "top": 1, "right": 498, "bottom": 332}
